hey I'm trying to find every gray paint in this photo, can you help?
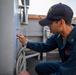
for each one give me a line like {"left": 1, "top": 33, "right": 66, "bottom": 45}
{"left": 21, "top": 19, "right": 43, "bottom": 42}
{"left": 21, "top": 19, "right": 43, "bottom": 36}
{"left": 0, "top": 0, "right": 21, "bottom": 74}
{"left": 72, "top": 17, "right": 76, "bottom": 24}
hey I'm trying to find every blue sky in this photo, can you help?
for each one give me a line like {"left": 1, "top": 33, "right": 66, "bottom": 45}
{"left": 28, "top": 0, "right": 76, "bottom": 17}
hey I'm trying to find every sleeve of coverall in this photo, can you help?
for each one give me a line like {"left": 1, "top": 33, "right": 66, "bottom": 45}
{"left": 26, "top": 35, "right": 58, "bottom": 52}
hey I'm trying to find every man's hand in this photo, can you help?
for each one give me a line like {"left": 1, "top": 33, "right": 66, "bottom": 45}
{"left": 17, "top": 34, "right": 27, "bottom": 45}
{"left": 20, "top": 70, "right": 30, "bottom": 75}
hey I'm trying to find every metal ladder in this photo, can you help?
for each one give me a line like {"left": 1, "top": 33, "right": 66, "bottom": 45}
{"left": 18, "top": 0, "right": 29, "bottom": 25}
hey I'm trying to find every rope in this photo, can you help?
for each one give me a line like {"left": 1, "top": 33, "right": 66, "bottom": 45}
{"left": 16, "top": 46, "right": 26, "bottom": 75}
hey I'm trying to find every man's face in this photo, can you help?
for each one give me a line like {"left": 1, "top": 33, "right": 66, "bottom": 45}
{"left": 48, "top": 20, "right": 62, "bottom": 34}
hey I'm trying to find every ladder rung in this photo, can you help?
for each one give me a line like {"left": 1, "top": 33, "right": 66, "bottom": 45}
{"left": 19, "top": 5, "right": 24, "bottom": 8}
{"left": 21, "top": 22, "right": 28, "bottom": 25}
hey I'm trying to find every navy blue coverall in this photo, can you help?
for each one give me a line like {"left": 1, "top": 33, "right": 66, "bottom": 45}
{"left": 26, "top": 26, "right": 76, "bottom": 75}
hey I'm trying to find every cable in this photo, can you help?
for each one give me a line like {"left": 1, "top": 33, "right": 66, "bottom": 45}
{"left": 25, "top": 25, "right": 28, "bottom": 40}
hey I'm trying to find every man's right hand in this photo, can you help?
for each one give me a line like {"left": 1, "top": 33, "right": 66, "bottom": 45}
{"left": 17, "top": 34, "right": 27, "bottom": 45}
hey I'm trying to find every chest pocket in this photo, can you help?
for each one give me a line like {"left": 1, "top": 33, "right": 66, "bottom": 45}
{"left": 60, "top": 42, "right": 74, "bottom": 62}
{"left": 64, "top": 42, "right": 74, "bottom": 60}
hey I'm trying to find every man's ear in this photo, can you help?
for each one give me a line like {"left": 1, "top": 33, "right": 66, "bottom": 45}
{"left": 60, "top": 19, "right": 66, "bottom": 25}
{"left": 58, "top": 19, "right": 65, "bottom": 28}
